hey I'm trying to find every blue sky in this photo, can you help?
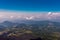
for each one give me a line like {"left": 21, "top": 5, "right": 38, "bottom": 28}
{"left": 0, "top": 0, "right": 60, "bottom": 12}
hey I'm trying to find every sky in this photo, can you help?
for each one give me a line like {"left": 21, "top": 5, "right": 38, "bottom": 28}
{"left": 0, "top": 0, "right": 60, "bottom": 22}
{"left": 0, "top": 0, "right": 60, "bottom": 12}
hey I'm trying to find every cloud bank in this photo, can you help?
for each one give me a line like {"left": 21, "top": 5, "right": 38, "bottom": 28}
{"left": 0, "top": 10, "right": 60, "bottom": 22}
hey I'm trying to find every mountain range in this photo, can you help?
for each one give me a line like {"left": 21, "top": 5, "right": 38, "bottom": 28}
{"left": 0, "top": 20, "right": 60, "bottom": 32}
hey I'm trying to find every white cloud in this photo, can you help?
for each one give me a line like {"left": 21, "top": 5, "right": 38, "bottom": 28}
{"left": 0, "top": 15, "right": 4, "bottom": 18}
{"left": 0, "top": 10, "right": 60, "bottom": 22}
{"left": 48, "top": 12, "right": 52, "bottom": 15}
{"left": 10, "top": 16, "right": 14, "bottom": 19}
{"left": 25, "top": 16, "right": 34, "bottom": 20}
